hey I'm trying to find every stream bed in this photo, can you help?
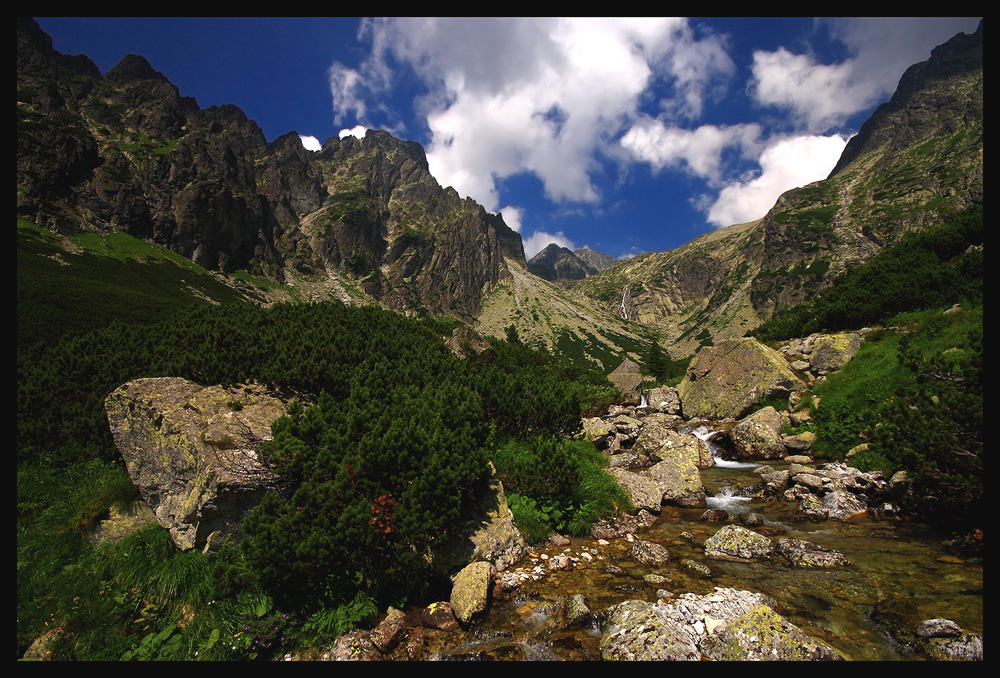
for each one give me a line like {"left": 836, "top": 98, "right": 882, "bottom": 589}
{"left": 417, "top": 459, "right": 983, "bottom": 661}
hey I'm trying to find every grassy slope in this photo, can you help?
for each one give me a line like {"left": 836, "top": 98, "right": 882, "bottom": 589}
{"left": 17, "top": 218, "right": 262, "bottom": 348}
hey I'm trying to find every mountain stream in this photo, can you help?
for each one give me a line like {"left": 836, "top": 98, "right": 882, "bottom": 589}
{"left": 411, "top": 432, "right": 984, "bottom": 661}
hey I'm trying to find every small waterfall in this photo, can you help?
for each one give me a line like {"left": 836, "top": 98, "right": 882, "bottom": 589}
{"left": 618, "top": 285, "right": 630, "bottom": 320}
{"left": 706, "top": 484, "right": 752, "bottom": 514}
{"left": 690, "top": 425, "right": 759, "bottom": 469}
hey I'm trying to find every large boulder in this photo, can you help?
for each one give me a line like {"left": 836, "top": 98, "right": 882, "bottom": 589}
{"left": 581, "top": 417, "right": 616, "bottom": 448}
{"left": 730, "top": 406, "right": 787, "bottom": 460}
{"left": 809, "top": 333, "right": 862, "bottom": 372}
{"left": 704, "top": 525, "right": 774, "bottom": 562}
{"left": 822, "top": 490, "right": 870, "bottom": 523}
{"left": 431, "top": 462, "right": 526, "bottom": 573}
{"left": 677, "top": 338, "right": 806, "bottom": 420}
{"left": 630, "top": 539, "right": 671, "bottom": 567}
{"left": 648, "top": 455, "right": 707, "bottom": 507}
{"left": 633, "top": 423, "right": 715, "bottom": 469}
{"left": 775, "top": 538, "right": 853, "bottom": 568}
{"left": 104, "top": 377, "right": 288, "bottom": 552}
{"left": 645, "top": 386, "right": 681, "bottom": 414}
{"left": 450, "top": 561, "right": 495, "bottom": 625}
{"left": 610, "top": 468, "right": 666, "bottom": 513}
{"left": 369, "top": 607, "right": 408, "bottom": 654}
{"left": 608, "top": 358, "right": 644, "bottom": 400}
{"left": 599, "top": 588, "right": 839, "bottom": 661}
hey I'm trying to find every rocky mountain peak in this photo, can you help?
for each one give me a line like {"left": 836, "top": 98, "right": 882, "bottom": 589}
{"left": 829, "top": 19, "right": 982, "bottom": 178}
{"left": 105, "top": 53, "right": 172, "bottom": 84}
{"left": 527, "top": 243, "right": 617, "bottom": 283}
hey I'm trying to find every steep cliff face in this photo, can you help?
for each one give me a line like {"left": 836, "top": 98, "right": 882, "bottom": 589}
{"left": 16, "top": 18, "right": 522, "bottom": 319}
{"left": 576, "top": 21, "right": 983, "bottom": 357}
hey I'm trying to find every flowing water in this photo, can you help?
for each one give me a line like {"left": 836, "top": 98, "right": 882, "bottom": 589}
{"left": 422, "top": 444, "right": 983, "bottom": 661}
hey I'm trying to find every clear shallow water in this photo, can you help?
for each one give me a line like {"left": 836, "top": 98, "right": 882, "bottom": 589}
{"left": 433, "top": 461, "right": 983, "bottom": 661}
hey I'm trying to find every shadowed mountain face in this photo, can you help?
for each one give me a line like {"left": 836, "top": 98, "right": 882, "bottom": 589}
{"left": 16, "top": 18, "right": 523, "bottom": 320}
{"left": 574, "top": 21, "right": 982, "bottom": 357}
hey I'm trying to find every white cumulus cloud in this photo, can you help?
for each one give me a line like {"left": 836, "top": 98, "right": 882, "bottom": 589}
{"left": 750, "top": 17, "right": 981, "bottom": 133}
{"left": 620, "top": 117, "right": 762, "bottom": 184}
{"left": 706, "top": 134, "right": 848, "bottom": 227}
{"left": 338, "top": 125, "right": 368, "bottom": 139}
{"left": 329, "top": 17, "right": 736, "bottom": 214}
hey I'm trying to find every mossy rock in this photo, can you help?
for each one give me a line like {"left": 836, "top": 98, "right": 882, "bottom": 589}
{"left": 678, "top": 338, "right": 805, "bottom": 420}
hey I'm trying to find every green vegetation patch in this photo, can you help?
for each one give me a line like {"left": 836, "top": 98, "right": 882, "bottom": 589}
{"left": 753, "top": 205, "right": 983, "bottom": 342}
{"left": 813, "top": 305, "right": 981, "bottom": 528}
{"left": 774, "top": 205, "right": 838, "bottom": 232}
{"left": 495, "top": 437, "right": 631, "bottom": 543}
{"left": 17, "top": 219, "right": 250, "bottom": 349}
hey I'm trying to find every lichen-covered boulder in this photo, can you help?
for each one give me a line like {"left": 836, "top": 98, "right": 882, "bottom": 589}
{"left": 612, "top": 414, "right": 642, "bottom": 438}
{"left": 678, "top": 338, "right": 806, "bottom": 420}
{"left": 633, "top": 423, "right": 714, "bottom": 469}
{"left": 581, "top": 417, "right": 616, "bottom": 448}
{"left": 369, "top": 607, "right": 408, "bottom": 653}
{"left": 431, "top": 462, "right": 526, "bottom": 574}
{"left": 775, "top": 538, "right": 853, "bottom": 568}
{"left": 795, "top": 494, "right": 830, "bottom": 522}
{"left": 563, "top": 594, "right": 592, "bottom": 629}
{"left": 630, "top": 539, "right": 671, "bottom": 567}
{"left": 648, "top": 454, "right": 707, "bottom": 507}
{"left": 730, "top": 407, "right": 787, "bottom": 460}
{"left": 783, "top": 430, "right": 817, "bottom": 453}
{"left": 917, "top": 619, "right": 964, "bottom": 638}
{"left": 810, "top": 333, "right": 862, "bottom": 372}
{"left": 599, "top": 588, "right": 839, "bottom": 661}
{"left": 646, "top": 387, "right": 681, "bottom": 414}
{"left": 682, "top": 559, "right": 713, "bottom": 578}
{"left": 755, "top": 466, "right": 791, "bottom": 493}
{"left": 922, "top": 633, "right": 984, "bottom": 661}
{"left": 704, "top": 524, "right": 773, "bottom": 562}
{"left": 328, "top": 629, "right": 380, "bottom": 661}
{"left": 609, "top": 359, "right": 644, "bottom": 400}
{"left": 421, "top": 602, "right": 459, "bottom": 631}
{"left": 450, "top": 561, "right": 495, "bottom": 625}
{"left": 610, "top": 468, "right": 666, "bottom": 513}
{"left": 105, "top": 377, "right": 288, "bottom": 552}
{"left": 698, "top": 603, "right": 842, "bottom": 660}
{"left": 599, "top": 599, "right": 700, "bottom": 660}
{"left": 822, "top": 490, "right": 870, "bottom": 523}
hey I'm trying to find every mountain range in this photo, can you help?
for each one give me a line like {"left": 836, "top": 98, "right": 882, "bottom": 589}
{"left": 17, "top": 17, "right": 983, "bottom": 368}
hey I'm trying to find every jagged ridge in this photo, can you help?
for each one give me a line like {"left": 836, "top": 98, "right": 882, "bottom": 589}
{"left": 16, "top": 18, "right": 523, "bottom": 320}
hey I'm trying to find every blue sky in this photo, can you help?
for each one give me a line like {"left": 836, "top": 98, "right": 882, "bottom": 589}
{"left": 35, "top": 17, "right": 981, "bottom": 259}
